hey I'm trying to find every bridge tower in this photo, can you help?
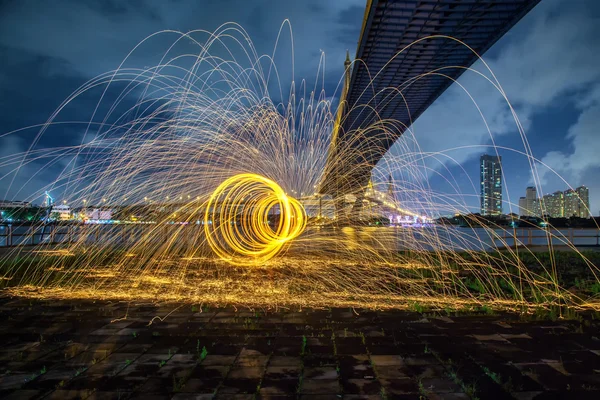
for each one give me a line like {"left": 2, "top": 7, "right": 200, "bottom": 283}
{"left": 386, "top": 174, "right": 396, "bottom": 203}
{"left": 344, "top": 50, "right": 351, "bottom": 91}
{"left": 329, "top": 50, "right": 356, "bottom": 220}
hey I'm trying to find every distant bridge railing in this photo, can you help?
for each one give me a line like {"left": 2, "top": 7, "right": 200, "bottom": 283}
{"left": 494, "top": 228, "right": 600, "bottom": 248}
{"left": 1, "top": 224, "right": 599, "bottom": 250}
{"left": 0, "top": 223, "right": 184, "bottom": 248}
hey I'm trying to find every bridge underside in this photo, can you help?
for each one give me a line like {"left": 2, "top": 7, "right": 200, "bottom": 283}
{"left": 320, "top": 0, "right": 540, "bottom": 197}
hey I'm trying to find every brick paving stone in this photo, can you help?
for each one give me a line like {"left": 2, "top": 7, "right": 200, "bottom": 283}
{"left": 0, "top": 389, "right": 41, "bottom": 400}
{"left": 344, "top": 364, "right": 375, "bottom": 380}
{"left": 200, "top": 354, "right": 237, "bottom": 366}
{"left": 45, "top": 389, "right": 93, "bottom": 399}
{"left": 429, "top": 393, "right": 469, "bottom": 400}
{"left": 129, "top": 393, "right": 171, "bottom": 400}
{"left": 180, "top": 377, "right": 221, "bottom": 393}
{"left": 298, "top": 395, "right": 344, "bottom": 400}
{"left": 260, "top": 377, "right": 298, "bottom": 394}
{"left": 259, "top": 384, "right": 296, "bottom": 397}
{"left": 236, "top": 354, "right": 268, "bottom": 367}
{"left": 172, "top": 394, "right": 214, "bottom": 400}
{"left": 342, "top": 378, "right": 381, "bottom": 394}
{"left": 420, "top": 377, "right": 462, "bottom": 393}
{"left": 138, "top": 376, "right": 172, "bottom": 393}
{"left": 380, "top": 377, "right": 420, "bottom": 394}
{"left": 264, "top": 365, "right": 300, "bottom": 379}
{"left": 300, "top": 378, "right": 340, "bottom": 394}
{"left": 192, "top": 365, "right": 228, "bottom": 379}
{"left": 0, "top": 373, "right": 31, "bottom": 390}
{"left": 376, "top": 365, "right": 410, "bottom": 379}
{"left": 370, "top": 354, "right": 404, "bottom": 366}
{"left": 219, "top": 377, "right": 260, "bottom": 394}
{"left": 304, "top": 366, "right": 338, "bottom": 379}
{"left": 268, "top": 355, "right": 302, "bottom": 367}
{"left": 228, "top": 366, "right": 264, "bottom": 379}
{"left": 511, "top": 392, "right": 544, "bottom": 400}
{"left": 215, "top": 395, "right": 254, "bottom": 400}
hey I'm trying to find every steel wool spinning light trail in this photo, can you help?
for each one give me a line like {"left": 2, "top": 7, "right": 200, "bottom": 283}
{"left": 204, "top": 173, "right": 306, "bottom": 265}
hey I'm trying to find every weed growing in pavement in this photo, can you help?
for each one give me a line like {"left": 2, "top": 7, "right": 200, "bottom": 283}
{"left": 300, "top": 335, "right": 307, "bottom": 356}
{"left": 200, "top": 346, "right": 208, "bottom": 361}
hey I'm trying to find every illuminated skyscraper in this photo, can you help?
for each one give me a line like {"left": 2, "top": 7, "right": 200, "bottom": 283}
{"left": 525, "top": 186, "right": 537, "bottom": 216}
{"left": 518, "top": 197, "right": 526, "bottom": 216}
{"left": 480, "top": 154, "right": 502, "bottom": 215}
{"left": 564, "top": 189, "right": 578, "bottom": 217}
{"left": 575, "top": 186, "right": 590, "bottom": 218}
{"left": 545, "top": 191, "right": 564, "bottom": 218}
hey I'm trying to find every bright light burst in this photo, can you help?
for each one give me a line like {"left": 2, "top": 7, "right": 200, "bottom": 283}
{"left": 0, "top": 22, "right": 599, "bottom": 312}
{"left": 204, "top": 173, "right": 306, "bottom": 265}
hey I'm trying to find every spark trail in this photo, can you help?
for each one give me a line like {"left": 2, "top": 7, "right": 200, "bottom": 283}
{"left": 0, "top": 23, "right": 598, "bottom": 312}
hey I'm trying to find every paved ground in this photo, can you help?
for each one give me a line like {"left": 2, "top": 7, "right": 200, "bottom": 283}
{"left": 0, "top": 298, "right": 599, "bottom": 399}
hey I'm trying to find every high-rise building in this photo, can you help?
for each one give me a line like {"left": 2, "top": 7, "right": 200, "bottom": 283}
{"left": 518, "top": 197, "right": 527, "bottom": 216}
{"left": 547, "top": 191, "right": 564, "bottom": 218}
{"left": 520, "top": 185, "right": 590, "bottom": 219}
{"left": 541, "top": 193, "right": 552, "bottom": 217}
{"left": 480, "top": 154, "right": 502, "bottom": 215}
{"left": 524, "top": 186, "right": 537, "bottom": 216}
{"left": 575, "top": 186, "right": 590, "bottom": 218}
{"left": 532, "top": 198, "right": 541, "bottom": 217}
{"left": 564, "top": 189, "right": 578, "bottom": 217}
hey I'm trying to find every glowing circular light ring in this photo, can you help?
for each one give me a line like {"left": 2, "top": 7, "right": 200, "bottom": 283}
{"left": 204, "top": 173, "right": 306, "bottom": 265}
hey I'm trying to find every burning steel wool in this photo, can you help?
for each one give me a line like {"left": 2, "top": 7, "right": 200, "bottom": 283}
{"left": 204, "top": 173, "right": 306, "bottom": 265}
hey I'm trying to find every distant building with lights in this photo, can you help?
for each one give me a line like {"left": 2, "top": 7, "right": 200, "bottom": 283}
{"left": 50, "top": 204, "right": 72, "bottom": 220}
{"left": 541, "top": 191, "right": 565, "bottom": 218}
{"left": 480, "top": 154, "right": 502, "bottom": 215}
{"left": 80, "top": 208, "right": 113, "bottom": 221}
{"left": 523, "top": 186, "right": 537, "bottom": 217}
{"left": 576, "top": 186, "right": 590, "bottom": 218}
{"left": 520, "top": 185, "right": 590, "bottom": 218}
{"left": 0, "top": 200, "right": 32, "bottom": 209}
{"left": 518, "top": 197, "right": 526, "bottom": 216}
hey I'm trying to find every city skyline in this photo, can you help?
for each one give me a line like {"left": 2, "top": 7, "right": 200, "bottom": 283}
{"left": 518, "top": 184, "right": 591, "bottom": 218}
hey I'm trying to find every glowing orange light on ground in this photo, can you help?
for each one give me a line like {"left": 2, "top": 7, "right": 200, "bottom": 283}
{"left": 204, "top": 173, "right": 306, "bottom": 265}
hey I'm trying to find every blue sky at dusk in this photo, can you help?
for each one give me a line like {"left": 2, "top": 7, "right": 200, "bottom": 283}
{"left": 0, "top": 0, "right": 598, "bottom": 216}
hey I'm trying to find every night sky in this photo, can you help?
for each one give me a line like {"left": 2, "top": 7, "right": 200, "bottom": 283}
{"left": 1, "top": 0, "right": 599, "bottom": 216}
